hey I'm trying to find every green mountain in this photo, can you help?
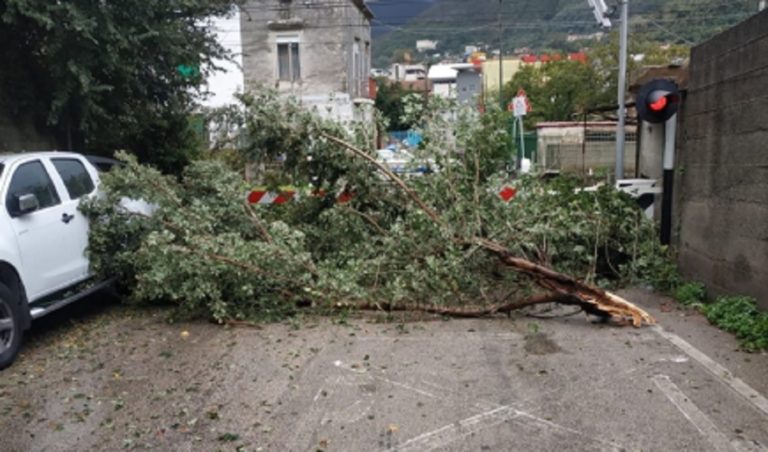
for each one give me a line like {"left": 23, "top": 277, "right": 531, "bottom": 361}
{"left": 372, "top": 0, "right": 759, "bottom": 66}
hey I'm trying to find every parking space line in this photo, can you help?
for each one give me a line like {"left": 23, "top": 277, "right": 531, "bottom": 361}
{"left": 390, "top": 404, "right": 624, "bottom": 452}
{"left": 652, "top": 374, "right": 737, "bottom": 452}
{"left": 653, "top": 326, "right": 768, "bottom": 418}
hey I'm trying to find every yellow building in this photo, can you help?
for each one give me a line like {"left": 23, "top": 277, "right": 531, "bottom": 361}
{"left": 482, "top": 58, "right": 522, "bottom": 94}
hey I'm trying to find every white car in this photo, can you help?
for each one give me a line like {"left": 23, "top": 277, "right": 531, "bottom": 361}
{"left": 0, "top": 152, "right": 109, "bottom": 369}
{"left": 376, "top": 148, "right": 436, "bottom": 176}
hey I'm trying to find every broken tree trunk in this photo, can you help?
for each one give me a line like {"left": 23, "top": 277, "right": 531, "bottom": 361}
{"left": 354, "top": 293, "right": 577, "bottom": 318}
{"left": 322, "top": 133, "right": 656, "bottom": 327}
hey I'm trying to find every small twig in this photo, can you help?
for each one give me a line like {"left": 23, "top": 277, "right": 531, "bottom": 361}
{"left": 342, "top": 205, "right": 387, "bottom": 236}
{"left": 604, "top": 241, "right": 621, "bottom": 278}
{"left": 473, "top": 148, "right": 482, "bottom": 234}
{"left": 226, "top": 319, "right": 264, "bottom": 329}
{"left": 243, "top": 201, "right": 273, "bottom": 243}
{"left": 321, "top": 133, "right": 444, "bottom": 227}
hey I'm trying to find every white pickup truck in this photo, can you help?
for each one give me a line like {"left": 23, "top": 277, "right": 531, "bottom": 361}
{"left": 0, "top": 152, "right": 110, "bottom": 369}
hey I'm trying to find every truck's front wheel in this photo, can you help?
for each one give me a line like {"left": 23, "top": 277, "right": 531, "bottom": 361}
{"left": 0, "top": 283, "right": 22, "bottom": 370}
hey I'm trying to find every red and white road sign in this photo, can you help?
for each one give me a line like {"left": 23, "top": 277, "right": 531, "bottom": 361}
{"left": 511, "top": 89, "right": 532, "bottom": 117}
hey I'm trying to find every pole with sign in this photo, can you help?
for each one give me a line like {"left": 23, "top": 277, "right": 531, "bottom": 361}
{"left": 510, "top": 89, "right": 531, "bottom": 170}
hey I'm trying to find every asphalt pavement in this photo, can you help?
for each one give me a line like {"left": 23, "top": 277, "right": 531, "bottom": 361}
{"left": 0, "top": 288, "right": 766, "bottom": 451}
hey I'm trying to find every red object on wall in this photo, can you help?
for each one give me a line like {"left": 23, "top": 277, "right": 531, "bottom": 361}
{"left": 369, "top": 78, "right": 378, "bottom": 99}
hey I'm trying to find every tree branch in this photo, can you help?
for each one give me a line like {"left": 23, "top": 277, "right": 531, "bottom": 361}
{"left": 323, "top": 133, "right": 656, "bottom": 327}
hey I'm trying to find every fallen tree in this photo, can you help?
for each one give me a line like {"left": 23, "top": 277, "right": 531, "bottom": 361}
{"left": 83, "top": 89, "right": 671, "bottom": 326}
{"left": 322, "top": 134, "right": 654, "bottom": 327}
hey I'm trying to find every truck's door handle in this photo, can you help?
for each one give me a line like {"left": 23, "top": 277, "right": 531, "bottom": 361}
{"left": 61, "top": 213, "right": 75, "bottom": 224}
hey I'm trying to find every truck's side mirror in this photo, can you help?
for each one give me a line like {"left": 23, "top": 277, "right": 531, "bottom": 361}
{"left": 16, "top": 193, "right": 40, "bottom": 216}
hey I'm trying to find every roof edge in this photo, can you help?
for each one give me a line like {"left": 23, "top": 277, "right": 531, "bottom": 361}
{"left": 351, "top": 0, "right": 373, "bottom": 20}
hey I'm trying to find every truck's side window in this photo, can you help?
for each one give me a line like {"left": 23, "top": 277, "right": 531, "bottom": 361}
{"left": 5, "top": 161, "right": 61, "bottom": 216}
{"left": 51, "top": 158, "right": 95, "bottom": 199}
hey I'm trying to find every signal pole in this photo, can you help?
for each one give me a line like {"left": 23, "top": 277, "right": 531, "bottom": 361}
{"left": 615, "top": 0, "right": 629, "bottom": 180}
{"left": 498, "top": 0, "right": 504, "bottom": 109}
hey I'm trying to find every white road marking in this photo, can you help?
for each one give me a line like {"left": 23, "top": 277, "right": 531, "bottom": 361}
{"left": 313, "top": 387, "right": 324, "bottom": 402}
{"left": 334, "top": 360, "right": 437, "bottom": 398}
{"left": 390, "top": 405, "right": 517, "bottom": 451}
{"left": 653, "top": 325, "right": 768, "bottom": 418}
{"left": 652, "top": 374, "right": 737, "bottom": 452}
{"left": 389, "top": 404, "right": 624, "bottom": 452}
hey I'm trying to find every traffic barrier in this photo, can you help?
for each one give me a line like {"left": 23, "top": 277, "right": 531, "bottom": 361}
{"left": 247, "top": 186, "right": 353, "bottom": 205}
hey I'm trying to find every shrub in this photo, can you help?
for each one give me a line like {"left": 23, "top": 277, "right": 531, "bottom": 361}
{"left": 674, "top": 282, "right": 707, "bottom": 306}
{"left": 702, "top": 296, "right": 768, "bottom": 351}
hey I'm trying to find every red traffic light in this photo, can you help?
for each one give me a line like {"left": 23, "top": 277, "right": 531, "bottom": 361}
{"left": 649, "top": 96, "right": 668, "bottom": 112}
{"left": 636, "top": 79, "right": 681, "bottom": 123}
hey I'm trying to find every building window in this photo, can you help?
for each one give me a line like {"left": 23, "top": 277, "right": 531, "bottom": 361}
{"left": 277, "top": 36, "right": 300, "bottom": 81}
{"left": 353, "top": 40, "right": 361, "bottom": 96}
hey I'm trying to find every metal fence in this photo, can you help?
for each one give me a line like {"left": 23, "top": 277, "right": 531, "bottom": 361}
{"left": 540, "top": 129, "right": 637, "bottom": 176}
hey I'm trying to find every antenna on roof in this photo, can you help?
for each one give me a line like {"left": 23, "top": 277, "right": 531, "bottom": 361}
{"left": 587, "top": 0, "right": 612, "bottom": 28}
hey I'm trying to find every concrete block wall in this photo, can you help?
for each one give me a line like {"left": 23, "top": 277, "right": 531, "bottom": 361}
{"left": 675, "top": 9, "right": 768, "bottom": 309}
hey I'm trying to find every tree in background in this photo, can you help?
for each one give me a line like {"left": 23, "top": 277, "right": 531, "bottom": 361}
{"left": 505, "top": 36, "right": 690, "bottom": 126}
{"left": 504, "top": 60, "right": 609, "bottom": 127}
{"left": 375, "top": 80, "right": 423, "bottom": 131}
{"left": 588, "top": 33, "right": 690, "bottom": 104}
{"left": 0, "top": 0, "right": 235, "bottom": 172}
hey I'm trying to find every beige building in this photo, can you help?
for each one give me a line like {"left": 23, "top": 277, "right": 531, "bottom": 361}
{"left": 482, "top": 58, "right": 531, "bottom": 95}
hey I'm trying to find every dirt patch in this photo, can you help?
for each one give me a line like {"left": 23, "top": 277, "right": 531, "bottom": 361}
{"left": 523, "top": 332, "right": 562, "bottom": 355}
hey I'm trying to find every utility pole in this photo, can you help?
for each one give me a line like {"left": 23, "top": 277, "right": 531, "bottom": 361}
{"left": 615, "top": 0, "right": 629, "bottom": 180}
{"left": 498, "top": 0, "right": 504, "bottom": 109}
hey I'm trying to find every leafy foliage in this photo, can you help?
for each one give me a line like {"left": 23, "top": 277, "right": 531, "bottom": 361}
{"left": 670, "top": 280, "right": 767, "bottom": 351}
{"left": 673, "top": 281, "right": 707, "bottom": 306}
{"left": 82, "top": 151, "right": 317, "bottom": 322}
{"left": 85, "top": 88, "right": 675, "bottom": 323}
{"left": 701, "top": 296, "right": 768, "bottom": 352}
{"left": 374, "top": 81, "right": 425, "bottom": 131}
{"left": 0, "top": 0, "right": 235, "bottom": 172}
